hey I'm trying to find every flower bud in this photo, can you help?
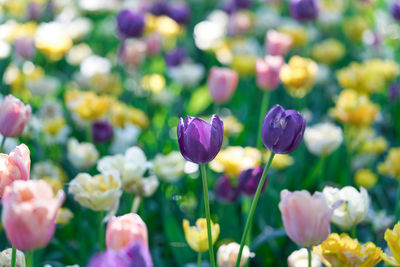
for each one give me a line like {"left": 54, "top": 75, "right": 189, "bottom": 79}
{"left": 290, "top": 0, "right": 319, "bottom": 22}
{"left": 14, "top": 37, "right": 35, "bottom": 60}
{"left": 92, "top": 121, "right": 113, "bottom": 143}
{"left": 214, "top": 175, "right": 240, "bottom": 203}
{"left": 217, "top": 242, "right": 254, "bottom": 267}
{"left": 67, "top": 138, "right": 99, "bottom": 170}
{"left": 391, "top": 2, "right": 400, "bottom": 21}
{"left": 207, "top": 67, "right": 238, "bottom": 104}
{"left": 0, "top": 248, "right": 26, "bottom": 267}
{"left": 116, "top": 9, "right": 145, "bottom": 38}
{"left": 303, "top": 122, "right": 343, "bottom": 156}
{"left": 256, "top": 56, "right": 284, "bottom": 91}
{"left": 261, "top": 105, "right": 306, "bottom": 154}
{"left": 0, "top": 95, "right": 31, "bottom": 138}
{"left": 183, "top": 218, "right": 220, "bottom": 252}
{"left": 153, "top": 151, "right": 185, "bottom": 183}
{"left": 168, "top": 3, "right": 190, "bottom": 24}
{"left": 287, "top": 248, "right": 321, "bottom": 267}
{"left": 265, "top": 30, "right": 292, "bottom": 56}
{"left": 165, "top": 47, "right": 187, "bottom": 67}
{"left": 238, "top": 167, "right": 266, "bottom": 197}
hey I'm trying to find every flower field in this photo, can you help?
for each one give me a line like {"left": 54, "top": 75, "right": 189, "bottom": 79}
{"left": 1, "top": 0, "right": 400, "bottom": 266}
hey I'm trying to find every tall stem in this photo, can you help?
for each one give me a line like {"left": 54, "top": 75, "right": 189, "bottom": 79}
{"left": 235, "top": 153, "right": 275, "bottom": 267}
{"left": 11, "top": 247, "right": 16, "bottom": 267}
{"left": 307, "top": 248, "right": 312, "bottom": 267}
{"left": 395, "top": 180, "right": 400, "bottom": 222}
{"left": 131, "top": 195, "right": 142, "bottom": 213}
{"left": 351, "top": 226, "right": 357, "bottom": 239}
{"left": 197, "top": 252, "right": 202, "bottom": 267}
{"left": 200, "top": 164, "right": 216, "bottom": 267}
{"left": 256, "top": 91, "right": 270, "bottom": 149}
{"left": 26, "top": 251, "right": 33, "bottom": 267}
{"left": 99, "top": 211, "right": 105, "bottom": 250}
{"left": 0, "top": 136, "right": 6, "bottom": 153}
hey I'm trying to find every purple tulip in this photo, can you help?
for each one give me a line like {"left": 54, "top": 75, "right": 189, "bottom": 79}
{"left": 214, "top": 176, "right": 240, "bottom": 203}
{"left": 92, "top": 121, "right": 113, "bottom": 143}
{"left": 238, "top": 167, "right": 267, "bottom": 197}
{"left": 389, "top": 83, "right": 400, "bottom": 102}
{"left": 261, "top": 105, "right": 306, "bottom": 154}
{"left": 149, "top": 1, "right": 170, "bottom": 16}
{"left": 88, "top": 241, "right": 153, "bottom": 267}
{"left": 168, "top": 3, "right": 190, "bottom": 24}
{"left": 289, "top": 0, "right": 319, "bottom": 22}
{"left": 177, "top": 115, "right": 223, "bottom": 164}
{"left": 165, "top": 47, "right": 186, "bottom": 67}
{"left": 14, "top": 37, "right": 35, "bottom": 59}
{"left": 116, "top": 9, "right": 145, "bottom": 38}
{"left": 221, "top": 0, "right": 237, "bottom": 14}
{"left": 391, "top": 2, "right": 400, "bottom": 21}
{"left": 234, "top": 0, "right": 252, "bottom": 9}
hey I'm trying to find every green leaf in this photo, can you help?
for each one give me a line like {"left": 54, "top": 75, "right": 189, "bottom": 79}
{"left": 186, "top": 86, "right": 212, "bottom": 115}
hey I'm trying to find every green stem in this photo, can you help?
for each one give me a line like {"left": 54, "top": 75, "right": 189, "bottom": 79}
{"left": 307, "top": 247, "right": 312, "bottom": 267}
{"left": 99, "top": 211, "right": 105, "bottom": 251}
{"left": 131, "top": 195, "right": 142, "bottom": 213}
{"left": 235, "top": 153, "right": 275, "bottom": 267}
{"left": 11, "top": 247, "right": 16, "bottom": 267}
{"left": 197, "top": 252, "right": 202, "bottom": 267}
{"left": 351, "top": 226, "right": 357, "bottom": 239}
{"left": 395, "top": 180, "right": 400, "bottom": 222}
{"left": 303, "top": 156, "right": 326, "bottom": 189}
{"left": 256, "top": 91, "right": 270, "bottom": 149}
{"left": 200, "top": 164, "right": 216, "bottom": 267}
{"left": 26, "top": 251, "right": 33, "bottom": 267}
{"left": 0, "top": 136, "right": 6, "bottom": 153}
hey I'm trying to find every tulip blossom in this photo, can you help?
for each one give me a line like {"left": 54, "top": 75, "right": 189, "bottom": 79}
{"left": 0, "top": 144, "right": 31, "bottom": 196}
{"left": 153, "top": 151, "right": 185, "bottom": 183}
{"left": 290, "top": 0, "right": 319, "bottom": 22}
{"left": 287, "top": 248, "right": 321, "bottom": 267}
{"left": 261, "top": 105, "right": 306, "bottom": 154}
{"left": 217, "top": 242, "right": 254, "bottom": 267}
{"left": 183, "top": 218, "right": 220, "bottom": 253}
{"left": 116, "top": 9, "right": 145, "bottom": 38}
{"left": 0, "top": 248, "right": 26, "bottom": 267}
{"left": 2, "top": 180, "right": 65, "bottom": 251}
{"left": 207, "top": 67, "right": 238, "bottom": 104}
{"left": 392, "top": 1, "right": 400, "bottom": 21}
{"left": 265, "top": 30, "right": 292, "bottom": 56}
{"left": 214, "top": 175, "right": 240, "bottom": 203}
{"left": 303, "top": 122, "right": 343, "bottom": 156}
{"left": 177, "top": 115, "right": 223, "bottom": 164}
{"left": 237, "top": 167, "right": 266, "bottom": 197}
{"left": 0, "top": 95, "right": 31, "bottom": 138}
{"left": 106, "top": 213, "right": 148, "bottom": 250}
{"left": 256, "top": 56, "right": 284, "bottom": 91}
{"left": 92, "top": 121, "right": 113, "bottom": 143}
{"left": 382, "top": 222, "right": 400, "bottom": 266}
{"left": 278, "top": 189, "right": 334, "bottom": 247}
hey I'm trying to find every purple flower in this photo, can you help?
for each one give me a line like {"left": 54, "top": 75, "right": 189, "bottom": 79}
{"left": 261, "top": 105, "right": 306, "bottom": 154}
{"left": 165, "top": 47, "right": 186, "bottom": 67}
{"left": 92, "top": 121, "right": 113, "bottom": 143}
{"left": 389, "top": 83, "right": 400, "bottom": 102}
{"left": 88, "top": 241, "right": 153, "bottom": 267}
{"left": 14, "top": 37, "right": 35, "bottom": 59}
{"left": 214, "top": 176, "right": 240, "bottom": 203}
{"left": 238, "top": 167, "right": 267, "bottom": 197}
{"left": 168, "top": 3, "right": 191, "bottom": 24}
{"left": 116, "top": 9, "right": 145, "bottom": 38}
{"left": 391, "top": 2, "right": 400, "bottom": 21}
{"left": 177, "top": 115, "right": 223, "bottom": 164}
{"left": 234, "top": 0, "right": 252, "bottom": 9}
{"left": 290, "top": 0, "right": 319, "bottom": 22}
{"left": 149, "top": 1, "right": 170, "bottom": 16}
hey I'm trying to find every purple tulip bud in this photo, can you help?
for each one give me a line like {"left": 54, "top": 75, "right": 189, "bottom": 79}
{"left": 177, "top": 115, "right": 224, "bottom": 164}
{"left": 149, "top": 1, "right": 170, "bottom": 16}
{"left": 234, "top": 0, "right": 253, "bottom": 9}
{"left": 88, "top": 241, "right": 153, "bottom": 267}
{"left": 391, "top": 2, "right": 400, "bottom": 21}
{"left": 389, "top": 83, "right": 400, "bottom": 102}
{"left": 214, "top": 175, "right": 240, "bottom": 203}
{"left": 92, "top": 121, "right": 113, "bottom": 143}
{"left": 290, "top": 0, "right": 319, "bottom": 22}
{"left": 165, "top": 47, "right": 186, "bottom": 67}
{"left": 116, "top": 9, "right": 145, "bottom": 38}
{"left": 238, "top": 167, "right": 266, "bottom": 197}
{"left": 261, "top": 105, "right": 306, "bottom": 154}
{"left": 14, "top": 37, "right": 35, "bottom": 59}
{"left": 168, "top": 3, "right": 190, "bottom": 24}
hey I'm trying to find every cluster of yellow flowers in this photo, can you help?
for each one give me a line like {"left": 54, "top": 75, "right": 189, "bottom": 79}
{"left": 277, "top": 24, "right": 308, "bottom": 48}
{"left": 312, "top": 39, "right": 345, "bottom": 66}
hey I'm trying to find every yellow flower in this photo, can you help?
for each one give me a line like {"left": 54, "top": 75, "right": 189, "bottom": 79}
{"left": 35, "top": 23, "right": 73, "bottom": 61}
{"left": 313, "top": 233, "right": 382, "bottom": 267}
{"left": 109, "top": 100, "right": 149, "bottom": 129}
{"left": 378, "top": 148, "right": 400, "bottom": 178}
{"left": 89, "top": 73, "right": 123, "bottom": 96}
{"left": 141, "top": 74, "right": 166, "bottom": 93}
{"left": 40, "top": 176, "right": 64, "bottom": 194}
{"left": 382, "top": 223, "right": 400, "bottom": 266}
{"left": 65, "top": 90, "right": 111, "bottom": 120}
{"left": 263, "top": 150, "right": 294, "bottom": 170}
{"left": 43, "top": 117, "right": 67, "bottom": 136}
{"left": 342, "top": 16, "right": 369, "bottom": 43}
{"left": 354, "top": 169, "right": 378, "bottom": 189}
{"left": 280, "top": 56, "right": 318, "bottom": 98}
{"left": 359, "top": 136, "right": 388, "bottom": 155}
{"left": 183, "top": 218, "right": 220, "bottom": 252}
{"left": 312, "top": 39, "right": 345, "bottom": 65}
{"left": 56, "top": 208, "right": 74, "bottom": 225}
{"left": 230, "top": 54, "right": 256, "bottom": 76}
{"left": 277, "top": 25, "right": 308, "bottom": 48}
{"left": 209, "top": 146, "right": 261, "bottom": 178}
{"left": 330, "top": 89, "right": 379, "bottom": 126}
{"left": 222, "top": 116, "right": 243, "bottom": 137}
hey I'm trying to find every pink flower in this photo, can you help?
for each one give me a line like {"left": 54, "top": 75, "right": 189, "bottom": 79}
{"left": 265, "top": 30, "right": 292, "bottom": 56}
{"left": 106, "top": 213, "right": 148, "bottom": 250}
{"left": 145, "top": 33, "right": 163, "bottom": 56}
{"left": 2, "top": 180, "right": 65, "bottom": 251}
{"left": 0, "top": 144, "right": 31, "bottom": 196}
{"left": 0, "top": 95, "right": 31, "bottom": 138}
{"left": 279, "top": 190, "right": 333, "bottom": 247}
{"left": 256, "top": 55, "right": 284, "bottom": 90}
{"left": 207, "top": 67, "right": 238, "bottom": 104}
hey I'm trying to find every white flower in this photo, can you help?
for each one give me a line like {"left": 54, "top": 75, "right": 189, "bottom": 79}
{"left": 288, "top": 248, "right": 321, "bottom": 267}
{"left": 167, "top": 62, "right": 205, "bottom": 88}
{"left": 304, "top": 122, "right": 343, "bottom": 156}
{"left": 153, "top": 151, "right": 185, "bottom": 183}
{"left": 80, "top": 55, "right": 111, "bottom": 78}
{"left": 0, "top": 248, "right": 25, "bottom": 267}
{"left": 322, "top": 186, "right": 369, "bottom": 230}
{"left": 67, "top": 138, "right": 99, "bottom": 170}
{"left": 194, "top": 10, "right": 228, "bottom": 50}
{"left": 217, "top": 242, "right": 254, "bottom": 267}
{"left": 110, "top": 123, "right": 141, "bottom": 154}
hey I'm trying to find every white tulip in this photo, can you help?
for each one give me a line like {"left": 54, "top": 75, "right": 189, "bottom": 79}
{"left": 153, "top": 151, "right": 185, "bottom": 183}
{"left": 217, "top": 242, "right": 254, "bottom": 267}
{"left": 67, "top": 138, "right": 99, "bottom": 170}
{"left": 288, "top": 248, "right": 321, "bottom": 267}
{"left": 304, "top": 122, "right": 343, "bottom": 156}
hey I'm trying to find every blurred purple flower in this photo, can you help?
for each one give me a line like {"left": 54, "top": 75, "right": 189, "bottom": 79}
{"left": 238, "top": 167, "right": 266, "bottom": 197}
{"left": 290, "top": 0, "right": 319, "bottom": 22}
{"left": 214, "top": 175, "right": 240, "bottom": 203}
{"left": 116, "top": 9, "right": 145, "bottom": 38}
{"left": 391, "top": 2, "right": 400, "bottom": 21}
{"left": 14, "top": 37, "right": 35, "bottom": 59}
{"left": 165, "top": 47, "right": 186, "bottom": 67}
{"left": 261, "top": 105, "right": 306, "bottom": 154}
{"left": 168, "top": 3, "right": 191, "bottom": 24}
{"left": 177, "top": 115, "right": 223, "bottom": 164}
{"left": 92, "top": 121, "right": 113, "bottom": 143}
{"left": 149, "top": 1, "right": 170, "bottom": 16}
{"left": 234, "top": 0, "right": 252, "bottom": 9}
{"left": 389, "top": 83, "right": 400, "bottom": 102}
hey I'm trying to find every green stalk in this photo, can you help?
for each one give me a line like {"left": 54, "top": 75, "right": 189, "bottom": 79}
{"left": 0, "top": 136, "right": 6, "bottom": 153}
{"left": 26, "top": 251, "right": 33, "bottom": 267}
{"left": 395, "top": 180, "right": 400, "bottom": 222}
{"left": 11, "top": 247, "right": 16, "bottom": 267}
{"left": 256, "top": 91, "right": 270, "bottom": 149}
{"left": 235, "top": 153, "right": 275, "bottom": 267}
{"left": 99, "top": 211, "right": 105, "bottom": 250}
{"left": 200, "top": 164, "right": 216, "bottom": 267}
{"left": 197, "top": 252, "right": 202, "bottom": 267}
{"left": 351, "top": 226, "right": 357, "bottom": 239}
{"left": 307, "top": 247, "right": 312, "bottom": 267}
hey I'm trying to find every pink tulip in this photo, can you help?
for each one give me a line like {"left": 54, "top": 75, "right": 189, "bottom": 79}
{"left": 2, "top": 180, "right": 65, "bottom": 251}
{"left": 106, "top": 213, "right": 148, "bottom": 250}
{"left": 265, "top": 30, "right": 292, "bottom": 56}
{"left": 145, "top": 33, "right": 163, "bottom": 56}
{"left": 0, "top": 144, "right": 30, "bottom": 196}
{"left": 118, "top": 39, "right": 147, "bottom": 68}
{"left": 0, "top": 95, "right": 31, "bottom": 138}
{"left": 256, "top": 55, "right": 284, "bottom": 90}
{"left": 207, "top": 67, "right": 238, "bottom": 104}
{"left": 279, "top": 190, "right": 333, "bottom": 247}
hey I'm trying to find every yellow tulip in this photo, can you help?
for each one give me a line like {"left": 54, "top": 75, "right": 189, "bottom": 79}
{"left": 263, "top": 150, "right": 294, "bottom": 170}
{"left": 183, "top": 218, "right": 220, "bottom": 253}
{"left": 312, "top": 39, "right": 345, "bottom": 65}
{"left": 277, "top": 25, "right": 308, "bottom": 48}
{"left": 354, "top": 169, "right": 378, "bottom": 189}
{"left": 378, "top": 148, "right": 400, "bottom": 179}
{"left": 382, "top": 223, "right": 400, "bottom": 266}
